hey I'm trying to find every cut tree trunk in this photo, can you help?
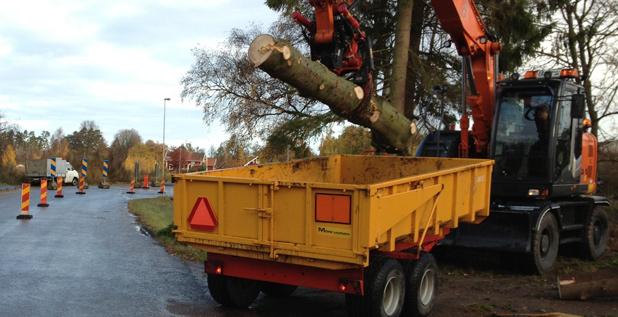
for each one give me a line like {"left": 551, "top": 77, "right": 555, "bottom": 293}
{"left": 389, "top": 0, "right": 413, "bottom": 114}
{"left": 557, "top": 269, "right": 618, "bottom": 300}
{"left": 248, "top": 34, "right": 417, "bottom": 155}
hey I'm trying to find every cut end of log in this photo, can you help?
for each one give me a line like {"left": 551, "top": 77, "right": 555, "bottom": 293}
{"left": 249, "top": 34, "right": 277, "bottom": 67}
{"left": 410, "top": 122, "right": 417, "bottom": 135}
{"left": 354, "top": 86, "right": 364, "bottom": 100}
{"left": 248, "top": 34, "right": 292, "bottom": 67}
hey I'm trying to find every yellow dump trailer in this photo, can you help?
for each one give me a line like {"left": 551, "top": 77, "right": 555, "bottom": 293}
{"left": 173, "top": 155, "right": 493, "bottom": 316}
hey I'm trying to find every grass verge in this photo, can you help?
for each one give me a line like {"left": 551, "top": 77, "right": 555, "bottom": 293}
{"left": 128, "top": 196, "right": 207, "bottom": 262}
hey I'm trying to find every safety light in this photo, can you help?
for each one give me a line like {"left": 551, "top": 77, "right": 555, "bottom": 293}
{"left": 524, "top": 71, "right": 538, "bottom": 79}
{"left": 528, "top": 189, "right": 549, "bottom": 197}
{"left": 510, "top": 73, "right": 520, "bottom": 80}
{"left": 560, "top": 68, "right": 579, "bottom": 79}
{"left": 205, "top": 260, "right": 224, "bottom": 275}
{"left": 583, "top": 119, "right": 592, "bottom": 128}
{"left": 338, "top": 279, "right": 363, "bottom": 295}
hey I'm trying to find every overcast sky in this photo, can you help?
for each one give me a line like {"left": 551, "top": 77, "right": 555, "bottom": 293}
{"left": 0, "top": 1, "right": 279, "bottom": 151}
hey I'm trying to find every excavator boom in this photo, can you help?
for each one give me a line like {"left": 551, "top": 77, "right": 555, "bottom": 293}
{"left": 431, "top": 0, "right": 501, "bottom": 156}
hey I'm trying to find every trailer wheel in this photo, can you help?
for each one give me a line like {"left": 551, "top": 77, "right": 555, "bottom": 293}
{"left": 528, "top": 212, "right": 559, "bottom": 274}
{"left": 581, "top": 206, "right": 609, "bottom": 260}
{"left": 345, "top": 255, "right": 405, "bottom": 317}
{"left": 401, "top": 252, "right": 438, "bottom": 317}
{"left": 260, "top": 281, "right": 298, "bottom": 297}
{"left": 207, "top": 274, "right": 260, "bottom": 308}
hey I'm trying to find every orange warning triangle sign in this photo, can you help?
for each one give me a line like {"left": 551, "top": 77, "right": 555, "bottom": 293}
{"left": 188, "top": 197, "right": 218, "bottom": 231}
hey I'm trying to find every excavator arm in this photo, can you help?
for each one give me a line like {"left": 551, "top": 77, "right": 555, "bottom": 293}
{"left": 296, "top": 0, "right": 500, "bottom": 156}
{"left": 430, "top": 0, "right": 501, "bottom": 156}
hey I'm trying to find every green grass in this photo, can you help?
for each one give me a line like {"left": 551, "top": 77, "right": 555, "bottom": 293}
{"left": 128, "top": 196, "right": 207, "bottom": 262}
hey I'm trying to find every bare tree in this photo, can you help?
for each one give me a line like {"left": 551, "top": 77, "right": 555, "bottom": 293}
{"left": 539, "top": 0, "right": 618, "bottom": 137}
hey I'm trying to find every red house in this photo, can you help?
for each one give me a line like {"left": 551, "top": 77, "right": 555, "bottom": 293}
{"left": 165, "top": 152, "right": 217, "bottom": 173}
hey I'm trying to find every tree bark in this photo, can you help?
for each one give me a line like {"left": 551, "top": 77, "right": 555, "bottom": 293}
{"left": 248, "top": 34, "right": 417, "bottom": 154}
{"left": 558, "top": 269, "right": 618, "bottom": 300}
{"left": 404, "top": 0, "right": 428, "bottom": 121}
{"left": 389, "top": 0, "right": 413, "bottom": 114}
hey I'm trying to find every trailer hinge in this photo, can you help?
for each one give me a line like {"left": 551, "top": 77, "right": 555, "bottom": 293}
{"left": 244, "top": 207, "right": 273, "bottom": 218}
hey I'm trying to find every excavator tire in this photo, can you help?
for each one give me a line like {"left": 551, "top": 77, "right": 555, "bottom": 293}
{"left": 581, "top": 206, "right": 610, "bottom": 260}
{"left": 526, "top": 212, "right": 559, "bottom": 274}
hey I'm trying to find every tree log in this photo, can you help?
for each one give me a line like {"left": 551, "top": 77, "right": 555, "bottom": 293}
{"left": 558, "top": 269, "right": 618, "bottom": 300}
{"left": 248, "top": 34, "right": 417, "bottom": 154}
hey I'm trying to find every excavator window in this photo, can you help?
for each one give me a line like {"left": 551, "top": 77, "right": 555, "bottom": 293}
{"left": 553, "top": 89, "right": 580, "bottom": 183}
{"left": 493, "top": 89, "right": 554, "bottom": 180}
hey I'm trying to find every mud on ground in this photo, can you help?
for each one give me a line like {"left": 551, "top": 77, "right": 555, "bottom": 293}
{"left": 431, "top": 211, "right": 618, "bottom": 317}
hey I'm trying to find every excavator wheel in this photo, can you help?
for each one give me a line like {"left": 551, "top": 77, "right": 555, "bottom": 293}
{"left": 526, "top": 212, "right": 559, "bottom": 274}
{"left": 581, "top": 206, "right": 610, "bottom": 260}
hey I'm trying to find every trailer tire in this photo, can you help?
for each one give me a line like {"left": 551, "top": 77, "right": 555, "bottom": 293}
{"left": 207, "top": 274, "right": 260, "bottom": 308}
{"left": 528, "top": 212, "right": 559, "bottom": 274}
{"left": 345, "top": 255, "right": 405, "bottom": 317}
{"left": 259, "top": 281, "right": 298, "bottom": 297}
{"left": 581, "top": 206, "right": 609, "bottom": 261}
{"left": 401, "top": 252, "right": 438, "bottom": 317}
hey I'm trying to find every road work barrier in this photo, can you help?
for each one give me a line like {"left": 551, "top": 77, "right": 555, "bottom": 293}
{"left": 37, "top": 179, "right": 49, "bottom": 207}
{"left": 76, "top": 176, "right": 86, "bottom": 195}
{"left": 17, "top": 184, "right": 33, "bottom": 220}
{"left": 142, "top": 175, "right": 150, "bottom": 189}
{"left": 81, "top": 158, "right": 88, "bottom": 179}
{"left": 100, "top": 160, "right": 110, "bottom": 189}
{"left": 55, "top": 177, "right": 64, "bottom": 198}
{"left": 158, "top": 180, "right": 165, "bottom": 194}
{"left": 127, "top": 179, "right": 135, "bottom": 194}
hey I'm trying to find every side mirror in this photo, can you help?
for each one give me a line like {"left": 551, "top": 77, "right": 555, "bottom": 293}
{"left": 571, "top": 94, "right": 585, "bottom": 118}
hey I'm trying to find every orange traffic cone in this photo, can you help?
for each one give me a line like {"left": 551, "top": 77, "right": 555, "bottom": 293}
{"left": 142, "top": 175, "right": 150, "bottom": 189}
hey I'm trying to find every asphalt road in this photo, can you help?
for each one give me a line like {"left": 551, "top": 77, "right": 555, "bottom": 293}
{"left": 0, "top": 184, "right": 345, "bottom": 317}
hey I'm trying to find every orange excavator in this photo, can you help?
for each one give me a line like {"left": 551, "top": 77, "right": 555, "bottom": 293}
{"left": 296, "top": 0, "right": 610, "bottom": 275}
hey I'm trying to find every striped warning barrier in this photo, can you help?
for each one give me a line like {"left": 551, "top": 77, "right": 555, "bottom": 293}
{"left": 158, "top": 180, "right": 165, "bottom": 194}
{"left": 17, "top": 184, "right": 33, "bottom": 219}
{"left": 126, "top": 179, "right": 135, "bottom": 194}
{"left": 55, "top": 177, "right": 64, "bottom": 198}
{"left": 38, "top": 179, "right": 49, "bottom": 207}
{"left": 103, "top": 160, "right": 108, "bottom": 179}
{"left": 76, "top": 176, "right": 86, "bottom": 195}
{"left": 81, "top": 158, "right": 88, "bottom": 178}
{"left": 51, "top": 157, "right": 57, "bottom": 178}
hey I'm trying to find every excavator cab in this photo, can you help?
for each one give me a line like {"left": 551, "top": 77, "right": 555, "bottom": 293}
{"left": 490, "top": 70, "right": 592, "bottom": 199}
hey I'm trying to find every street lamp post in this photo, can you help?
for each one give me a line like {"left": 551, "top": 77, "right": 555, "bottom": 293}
{"left": 162, "top": 98, "right": 170, "bottom": 183}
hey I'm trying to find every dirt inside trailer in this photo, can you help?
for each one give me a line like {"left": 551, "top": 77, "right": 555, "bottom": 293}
{"left": 431, "top": 210, "right": 618, "bottom": 317}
